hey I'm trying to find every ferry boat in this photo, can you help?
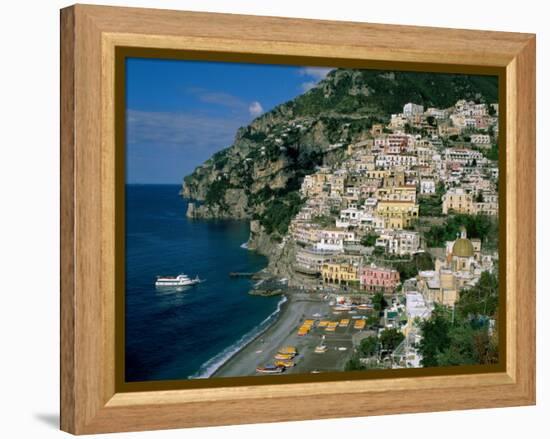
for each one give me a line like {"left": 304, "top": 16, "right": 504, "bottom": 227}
{"left": 155, "top": 274, "right": 202, "bottom": 288}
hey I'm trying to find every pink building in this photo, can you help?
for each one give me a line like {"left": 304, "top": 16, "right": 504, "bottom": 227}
{"left": 360, "top": 265, "right": 400, "bottom": 293}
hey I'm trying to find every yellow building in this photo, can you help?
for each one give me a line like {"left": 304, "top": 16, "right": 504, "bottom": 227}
{"left": 321, "top": 261, "right": 360, "bottom": 286}
{"left": 442, "top": 187, "right": 474, "bottom": 214}
{"left": 376, "top": 200, "right": 419, "bottom": 229}
{"left": 383, "top": 171, "right": 405, "bottom": 188}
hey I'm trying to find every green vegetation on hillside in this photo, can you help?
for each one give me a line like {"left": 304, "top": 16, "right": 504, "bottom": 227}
{"left": 256, "top": 191, "right": 304, "bottom": 238}
{"left": 205, "top": 178, "right": 231, "bottom": 206}
{"left": 418, "top": 182, "right": 446, "bottom": 217}
{"left": 392, "top": 252, "right": 435, "bottom": 280}
{"left": 360, "top": 233, "right": 379, "bottom": 247}
{"left": 418, "top": 271, "right": 499, "bottom": 367}
{"left": 183, "top": 68, "right": 498, "bottom": 242}
{"left": 424, "top": 214, "right": 498, "bottom": 249}
{"left": 292, "top": 70, "right": 498, "bottom": 118}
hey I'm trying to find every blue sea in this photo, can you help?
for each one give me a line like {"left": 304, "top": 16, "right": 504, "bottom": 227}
{"left": 125, "top": 184, "right": 283, "bottom": 382}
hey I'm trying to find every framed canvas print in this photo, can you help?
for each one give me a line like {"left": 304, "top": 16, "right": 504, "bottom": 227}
{"left": 60, "top": 4, "right": 536, "bottom": 434}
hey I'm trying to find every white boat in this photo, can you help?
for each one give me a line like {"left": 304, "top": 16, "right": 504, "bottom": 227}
{"left": 314, "top": 344, "right": 327, "bottom": 354}
{"left": 256, "top": 365, "right": 284, "bottom": 374}
{"left": 155, "top": 274, "right": 202, "bottom": 288}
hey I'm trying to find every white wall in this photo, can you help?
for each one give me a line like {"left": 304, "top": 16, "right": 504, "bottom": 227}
{"left": 0, "top": 0, "right": 546, "bottom": 438}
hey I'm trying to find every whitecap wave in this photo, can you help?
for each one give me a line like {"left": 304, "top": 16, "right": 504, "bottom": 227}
{"left": 189, "top": 295, "right": 288, "bottom": 379}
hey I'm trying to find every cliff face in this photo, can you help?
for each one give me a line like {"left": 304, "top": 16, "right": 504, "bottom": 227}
{"left": 182, "top": 68, "right": 498, "bottom": 263}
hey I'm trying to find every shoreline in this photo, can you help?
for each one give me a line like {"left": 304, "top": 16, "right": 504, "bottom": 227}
{"left": 191, "top": 227, "right": 356, "bottom": 379}
{"left": 206, "top": 292, "right": 293, "bottom": 378}
{"left": 211, "top": 290, "right": 356, "bottom": 378}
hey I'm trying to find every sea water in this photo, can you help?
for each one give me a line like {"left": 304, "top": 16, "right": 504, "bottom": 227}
{"left": 125, "top": 184, "right": 281, "bottom": 381}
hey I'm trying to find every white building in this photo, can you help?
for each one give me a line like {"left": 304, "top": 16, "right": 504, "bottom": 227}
{"left": 375, "top": 230, "right": 421, "bottom": 255}
{"left": 420, "top": 179, "right": 436, "bottom": 194}
{"left": 376, "top": 154, "right": 417, "bottom": 169}
{"left": 470, "top": 134, "right": 491, "bottom": 146}
{"left": 316, "top": 229, "right": 356, "bottom": 251}
{"left": 403, "top": 103, "right": 424, "bottom": 117}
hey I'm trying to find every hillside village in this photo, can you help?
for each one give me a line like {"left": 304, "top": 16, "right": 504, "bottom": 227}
{"left": 183, "top": 71, "right": 501, "bottom": 372}
{"left": 254, "top": 99, "right": 500, "bottom": 369}
{"left": 287, "top": 99, "right": 498, "bottom": 298}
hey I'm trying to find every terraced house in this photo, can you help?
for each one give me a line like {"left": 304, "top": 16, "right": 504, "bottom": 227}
{"left": 376, "top": 199, "right": 419, "bottom": 229}
{"left": 359, "top": 264, "right": 400, "bottom": 293}
{"left": 321, "top": 260, "right": 360, "bottom": 287}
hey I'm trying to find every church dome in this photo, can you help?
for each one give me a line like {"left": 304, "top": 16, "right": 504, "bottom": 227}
{"left": 452, "top": 238, "right": 474, "bottom": 257}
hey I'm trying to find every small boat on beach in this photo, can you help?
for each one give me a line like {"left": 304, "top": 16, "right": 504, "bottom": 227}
{"left": 256, "top": 365, "right": 285, "bottom": 374}
{"left": 314, "top": 344, "right": 327, "bottom": 354}
{"left": 155, "top": 274, "right": 202, "bottom": 288}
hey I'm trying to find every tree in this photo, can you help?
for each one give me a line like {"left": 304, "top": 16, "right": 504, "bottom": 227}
{"left": 393, "top": 252, "right": 434, "bottom": 280}
{"left": 379, "top": 328, "right": 405, "bottom": 352}
{"left": 366, "top": 314, "right": 381, "bottom": 328}
{"left": 360, "top": 233, "right": 379, "bottom": 247}
{"left": 371, "top": 293, "right": 388, "bottom": 313}
{"left": 435, "top": 324, "right": 477, "bottom": 366}
{"left": 434, "top": 318, "right": 498, "bottom": 367}
{"left": 359, "top": 336, "right": 378, "bottom": 357}
{"left": 455, "top": 271, "right": 499, "bottom": 319}
{"left": 344, "top": 354, "right": 366, "bottom": 371}
{"left": 418, "top": 310, "right": 451, "bottom": 367}
{"left": 484, "top": 143, "right": 499, "bottom": 161}
{"left": 418, "top": 195, "right": 443, "bottom": 217}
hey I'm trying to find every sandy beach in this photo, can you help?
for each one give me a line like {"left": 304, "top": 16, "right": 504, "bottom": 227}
{"left": 212, "top": 291, "right": 372, "bottom": 378}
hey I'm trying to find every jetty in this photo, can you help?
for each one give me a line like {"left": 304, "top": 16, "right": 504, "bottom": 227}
{"left": 229, "top": 272, "right": 255, "bottom": 278}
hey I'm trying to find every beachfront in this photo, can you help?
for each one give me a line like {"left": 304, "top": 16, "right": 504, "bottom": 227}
{"left": 213, "top": 291, "right": 375, "bottom": 378}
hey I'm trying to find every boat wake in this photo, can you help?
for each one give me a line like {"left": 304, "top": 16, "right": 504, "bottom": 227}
{"left": 189, "top": 295, "right": 288, "bottom": 379}
{"left": 240, "top": 241, "right": 249, "bottom": 250}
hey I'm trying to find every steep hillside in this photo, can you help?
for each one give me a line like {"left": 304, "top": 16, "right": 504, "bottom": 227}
{"left": 182, "top": 68, "right": 498, "bottom": 240}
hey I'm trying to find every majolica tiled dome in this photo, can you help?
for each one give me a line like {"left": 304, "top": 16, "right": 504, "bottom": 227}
{"left": 452, "top": 238, "right": 474, "bottom": 257}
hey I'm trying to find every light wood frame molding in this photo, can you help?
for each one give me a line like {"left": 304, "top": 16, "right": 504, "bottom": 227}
{"left": 60, "top": 4, "right": 536, "bottom": 434}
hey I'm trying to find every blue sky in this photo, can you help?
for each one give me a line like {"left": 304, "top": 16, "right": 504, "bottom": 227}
{"left": 126, "top": 58, "right": 332, "bottom": 184}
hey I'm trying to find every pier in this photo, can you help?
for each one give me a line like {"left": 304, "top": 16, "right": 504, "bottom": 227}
{"left": 229, "top": 272, "right": 255, "bottom": 278}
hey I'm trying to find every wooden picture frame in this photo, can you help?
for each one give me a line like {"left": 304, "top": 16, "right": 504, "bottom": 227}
{"left": 60, "top": 4, "right": 536, "bottom": 434}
